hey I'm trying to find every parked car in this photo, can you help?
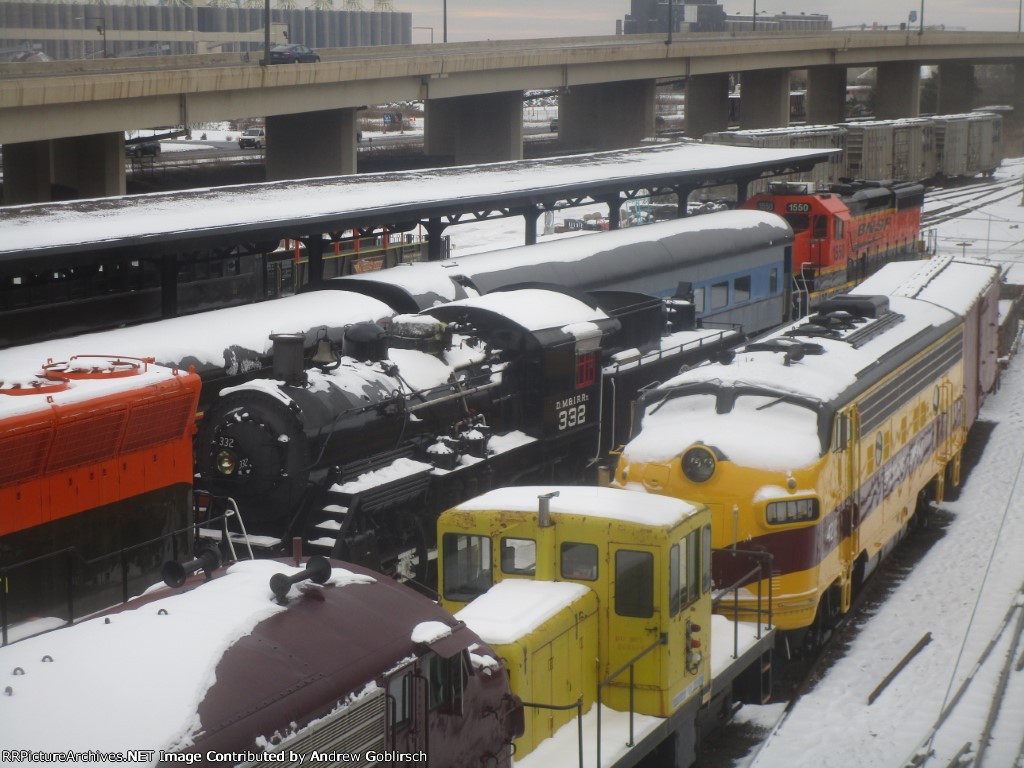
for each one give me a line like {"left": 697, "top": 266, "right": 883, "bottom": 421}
{"left": 550, "top": 118, "right": 559, "bottom": 132}
{"left": 269, "top": 44, "right": 320, "bottom": 64}
{"left": 238, "top": 128, "right": 266, "bottom": 150}
{"left": 125, "top": 140, "right": 161, "bottom": 158}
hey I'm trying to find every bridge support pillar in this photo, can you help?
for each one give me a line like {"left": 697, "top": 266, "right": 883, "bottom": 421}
{"left": 740, "top": 69, "right": 790, "bottom": 129}
{"left": 684, "top": 73, "right": 730, "bottom": 138}
{"left": 424, "top": 92, "right": 523, "bottom": 164}
{"left": 559, "top": 80, "right": 655, "bottom": 150}
{"left": 2, "top": 133, "right": 124, "bottom": 205}
{"left": 266, "top": 108, "right": 358, "bottom": 181}
{"left": 937, "top": 63, "right": 975, "bottom": 114}
{"left": 806, "top": 65, "right": 847, "bottom": 125}
{"left": 875, "top": 62, "right": 920, "bottom": 119}
{"left": 2, "top": 141, "right": 53, "bottom": 205}
{"left": 52, "top": 133, "right": 126, "bottom": 200}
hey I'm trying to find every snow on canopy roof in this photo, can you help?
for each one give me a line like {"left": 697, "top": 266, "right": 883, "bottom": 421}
{"left": 852, "top": 256, "right": 999, "bottom": 317}
{"left": 437, "top": 288, "right": 609, "bottom": 332}
{"left": 0, "top": 142, "right": 831, "bottom": 259}
{"left": 0, "top": 560, "right": 375, "bottom": 761}
{"left": 453, "top": 485, "right": 702, "bottom": 527}
{"left": 456, "top": 579, "right": 592, "bottom": 646}
{"left": 0, "top": 290, "right": 393, "bottom": 375}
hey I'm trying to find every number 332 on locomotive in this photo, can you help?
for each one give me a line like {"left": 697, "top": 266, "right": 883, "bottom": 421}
{"left": 553, "top": 392, "right": 589, "bottom": 431}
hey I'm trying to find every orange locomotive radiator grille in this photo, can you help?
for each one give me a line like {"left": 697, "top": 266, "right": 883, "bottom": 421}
{"left": 0, "top": 375, "right": 200, "bottom": 538}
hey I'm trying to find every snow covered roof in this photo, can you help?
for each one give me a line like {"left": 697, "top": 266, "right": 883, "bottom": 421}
{"left": 453, "top": 485, "right": 703, "bottom": 527}
{"left": 457, "top": 579, "right": 592, "bottom": 645}
{"left": 0, "top": 291, "right": 393, "bottom": 375}
{"left": 852, "top": 255, "right": 1000, "bottom": 316}
{"left": 0, "top": 356, "right": 192, "bottom": 419}
{"left": 0, "top": 560, "right": 376, "bottom": 759}
{"left": 0, "top": 142, "right": 833, "bottom": 264}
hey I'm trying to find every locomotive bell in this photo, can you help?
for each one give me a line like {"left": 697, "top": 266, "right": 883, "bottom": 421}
{"left": 311, "top": 336, "right": 340, "bottom": 371}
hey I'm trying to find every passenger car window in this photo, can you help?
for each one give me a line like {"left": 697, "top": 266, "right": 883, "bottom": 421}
{"left": 734, "top": 275, "right": 751, "bottom": 303}
{"left": 711, "top": 281, "right": 728, "bottom": 309}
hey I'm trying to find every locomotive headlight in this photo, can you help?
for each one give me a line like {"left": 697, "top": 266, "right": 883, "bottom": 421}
{"left": 681, "top": 446, "right": 716, "bottom": 483}
{"left": 216, "top": 449, "right": 238, "bottom": 475}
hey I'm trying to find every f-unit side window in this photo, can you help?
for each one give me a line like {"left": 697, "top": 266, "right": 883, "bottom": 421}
{"left": 833, "top": 413, "right": 851, "bottom": 452}
{"left": 770, "top": 267, "right": 779, "bottom": 294}
{"left": 615, "top": 549, "right": 654, "bottom": 618}
{"left": 442, "top": 533, "right": 492, "bottom": 602}
{"left": 734, "top": 275, "right": 751, "bottom": 303}
{"left": 711, "top": 281, "right": 729, "bottom": 310}
{"left": 766, "top": 498, "right": 820, "bottom": 524}
{"left": 694, "top": 286, "right": 706, "bottom": 313}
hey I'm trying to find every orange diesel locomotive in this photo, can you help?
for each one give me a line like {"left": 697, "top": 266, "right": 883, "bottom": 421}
{"left": 0, "top": 355, "right": 200, "bottom": 640}
{"left": 743, "top": 179, "right": 924, "bottom": 311}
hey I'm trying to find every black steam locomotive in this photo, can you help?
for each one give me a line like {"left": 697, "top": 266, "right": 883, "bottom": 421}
{"left": 195, "top": 284, "right": 741, "bottom": 581}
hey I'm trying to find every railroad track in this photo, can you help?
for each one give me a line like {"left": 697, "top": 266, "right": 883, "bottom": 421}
{"left": 900, "top": 582, "right": 1024, "bottom": 768}
{"left": 921, "top": 175, "right": 1023, "bottom": 230}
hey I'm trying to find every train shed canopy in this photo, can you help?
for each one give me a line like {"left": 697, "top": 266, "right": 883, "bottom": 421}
{"left": 0, "top": 141, "right": 834, "bottom": 269}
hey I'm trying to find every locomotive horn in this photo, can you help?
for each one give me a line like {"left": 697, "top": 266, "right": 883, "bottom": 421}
{"left": 162, "top": 547, "right": 221, "bottom": 588}
{"left": 269, "top": 555, "right": 332, "bottom": 599}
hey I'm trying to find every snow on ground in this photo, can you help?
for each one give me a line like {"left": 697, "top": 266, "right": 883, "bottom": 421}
{"left": 735, "top": 159, "right": 1024, "bottom": 768}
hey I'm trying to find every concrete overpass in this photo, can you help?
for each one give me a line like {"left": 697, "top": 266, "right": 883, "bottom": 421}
{"left": 1, "top": 30, "right": 1022, "bottom": 204}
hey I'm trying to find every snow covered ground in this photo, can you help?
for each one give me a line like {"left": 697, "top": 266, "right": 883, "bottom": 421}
{"left": 732, "top": 159, "right": 1024, "bottom": 768}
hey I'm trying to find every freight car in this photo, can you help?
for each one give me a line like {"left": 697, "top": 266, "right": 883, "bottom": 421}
{"left": 0, "top": 355, "right": 200, "bottom": 639}
{"left": 437, "top": 485, "right": 775, "bottom": 767}
{"left": 704, "top": 111, "right": 1003, "bottom": 188}
{"left": 612, "top": 255, "right": 1001, "bottom": 655}
{"left": 0, "top": 554, "right": 525, "bottom": 766}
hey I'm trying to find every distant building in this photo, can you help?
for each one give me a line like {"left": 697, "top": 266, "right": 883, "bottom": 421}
{"left": 0, "top": 1, "right": 410, "bottom": 61}
{"left": 624, "top": 0, "right": 728, "bottom": 35}
{"left": 623, "top": 1, "right": 830, "bottom": 35}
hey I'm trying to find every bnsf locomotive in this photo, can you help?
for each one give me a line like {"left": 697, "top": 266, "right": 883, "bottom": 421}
{"left": 614, "top": 255, "right": 1000, "bottom": 654}
{"left": 742, "top": 178, "right": 924, "bottom": 311}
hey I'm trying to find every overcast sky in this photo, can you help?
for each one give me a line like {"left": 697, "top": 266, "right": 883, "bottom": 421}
{"left": 396, "top": 1, "right": 1021, "bottom": 42}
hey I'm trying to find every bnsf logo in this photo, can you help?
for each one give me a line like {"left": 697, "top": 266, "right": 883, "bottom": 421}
{"left": 786, "top": 202, "right": 811, "bottom": 212}
{"left": 857, "top": 218, "right": 891, "bottom": 236}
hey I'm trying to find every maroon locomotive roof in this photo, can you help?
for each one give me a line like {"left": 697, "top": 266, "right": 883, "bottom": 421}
{"left": 183, "top": 558, "right": 483, "bottom": 756}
